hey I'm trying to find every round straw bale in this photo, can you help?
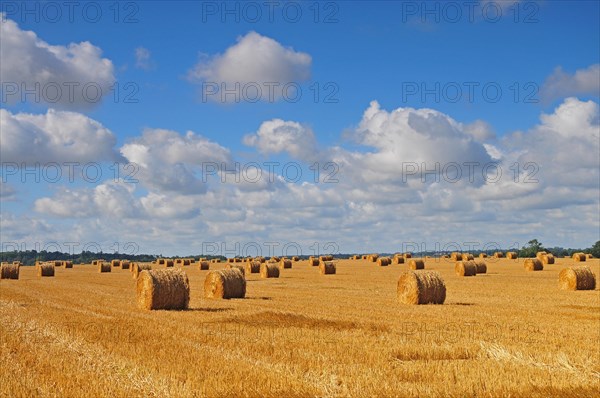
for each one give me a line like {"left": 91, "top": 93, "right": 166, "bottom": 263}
{"left": 506, "top": 252, "right": 518, "bottom": 259}
{"left": 1, "top": 263, "right": 20, "bottom": 279}
{"left": 38, "top": 262, "right": 55, "bottom": 277}
{"left": 361, "top": 255, "right": 368, "bottom": 260}
{"left": 204, "top": 269, "right": 246, "bottom": 299}
{"left": 585, "top": 253, "right": 594, "bottom": 259}
{"left": 559, "top": 266, "right": 596, "bottom": 291}
{"left": 137, "top": 268, "right": 190, "bottom": 310}
{"left": 408, "top": 259, "right": 425, "bottom": 270}
{"left": 450, "top": 252, "right": 463, "bottom": 261}
{"left": 165, "top": 259, "right": 174, "bottom": 267}
{"left": 91, "top": 260, "right": 98, "bottom": 266}
{"left": 292, "top": 256, "right": 300, "bottom": 261}
{"left": 198, "top": 261, "right": 210, "bottom": 270}
{"left": 377, "top": 257, "right": 391, "bottom": 266}
{"left": 270, "top": 256, "right": 281, "bottom": 262}
{"left": 397, "top": 270, "right": 446, "bottom": 305}
{"left": 62, "top": 260, "right": 73, "bottom": 268}
{"left": 255, "top": 257, "right": 266, "bottom": 263}
{"left": 51, "top": 260, "right": 61, "bottom": 267}
{"left": 572, "top": 253, "right": 587, "bottom": 262}
{"left": 120, "top": 260, "right": 131, "bottom": 269}
{"left": 536, "top": 251, "right": 547, "bottom": 260}
{"left": 226, "top": 263, "right": 246, "bottom": 276}
{"left": 157, "top": 258, "right": 166, "bottom": 265}
{"left": 455, "top": 261, "right": 477, "bottom": 277}
{"left": 524, "top": 258, "right": 543, "bottom": 271}
{"left": 245, "top": 261, "right": 260, "bottom": 274}
{"left": 473, "top": 260, "right": 487, "bottom": 274}
{"left": 319, "top": 260, "right": 336, "bottom": 275}
{"left": 404, "top": 253, "right": 412, "bottom": 259}
{"left": 111, "top": 259, "right": 120, "bottom": 267}
{"left": 479, "top": 253, "right": 488, "bottom": 259}
{"left": 319, "top": 255, "right": 333, "bottom": 262}
{"left": 541, "top": 254, "right": 555, "bottom": 265}
{"left": 133, "top": 263, "right": 153, "bottom": 279}
{"left": 462, "top": 254, "right": 474, "bottom": 261}
{"left": 308, "top": 256, "right": 319, "bottom": 266}
{"left": 260, "top": 263, "right": 280, "bottom": 278}
{"left": 493, "top": 252, "right": 504, "bottom": 258}
{"left": 368, "top": 254, "right": 379, "bottom": 262}
{"left": 393, "top": 256, "right": 405, "bottom": 265}
{"left": 183, "top": 259, "right": 191, "bottom": 266}
{"left": 98, "top": 262, "right": 111, "bottom": 273}
{"left": 280, "top": 259, "right": 292, "bottom": 269}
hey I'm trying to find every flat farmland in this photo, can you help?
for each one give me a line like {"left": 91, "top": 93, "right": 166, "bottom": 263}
{"left": 1, "top": 257, "right": 599, "bottom": 397}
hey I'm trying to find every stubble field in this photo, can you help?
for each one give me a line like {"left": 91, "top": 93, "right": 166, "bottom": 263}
{"left": 1, "top": 257, "right": 599, "bottom": 397}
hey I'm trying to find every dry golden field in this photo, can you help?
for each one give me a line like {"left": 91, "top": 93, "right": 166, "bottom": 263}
{"left": 1, "top": 257, "right": 599, "bottom": 398}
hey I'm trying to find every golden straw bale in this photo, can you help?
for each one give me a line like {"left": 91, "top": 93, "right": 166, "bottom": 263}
{"left": 450, "top": 252, "right": 463, "bottom": 261}
{"left": 393, "top": 256, "right": 405, "bottom": 265}
{"left": 506, "top": 252, "right": 518, "bottom": 259}
{"left": 473, "top": 260, "right": 487, "bottom": 274}
{"left": 455, "top": 261, "right": 477, "bottom": 277}
{"left": 493, "top": 252, "right": 504, "bottom": 258}
{"left": 165, "top": 260, "right": 174, "bottom": 267}
{"left": 1, "top": 263, "right": 20, "bottom": 279}
{"left": 558, "top": 266, "right": 596, "bottom": 291}
{"left": 572, "top": 253, "right": 587, "bottom": 262}
{"left": 308, "top": 256, "right": 319, "bottom": 266}
{"left": 204, "top": 269, "right": 246, "bottom": 299}
{"left": 479, "top": 253, "right": 488, "bottom": 259}
{"left": 98, "top": 262, "right": 111, "bottom": 273}
{"left": 260, "top": 263, "right": 280, "bottom": 278}
{"left": 245, "top": 261, "right": 261, "bottom": 274}
{"left": 292, "top": 256, "right": 300, "bottom": 261}
{"left": 541, "top": 254, "right": 555, "bottom": 265}
{"left": 524, "top": 258, "right": 543, "bottom": 271}
{"left": 404, "top": 253, "right": 412, "bottom": 259}
{"left": 377, "top": 257, "right": 391, "bottom": 267}
{"left": 133, "top": 263, "right": 152, "bottom": 279}
{"left": 536, "top": 251, "right": 547, "bottom": 260}
{"left": 111, "top": 259, "right": 120, "bottom": 267}
{"left": 62, "top": 260, "right": 73, "bottom": 268}
{"left": 120, "top": 260, "right": 131, "bottom": 269}
{"left": 319, "top": 255, "right": 333, "bottom": 261}
{"left": 226, "top": 263, "right": 246, "bottom": 276}
{"left": 137, "top": 268, "right": 190, "bottom": 310}
{"left": 319, "top": 260, "right": 336, "bottom": 275}
{"left": 408, "top": 259, "right": 425, "bottom": 270}
{"left": 198, "top": 261, "right": 210, "bottom": 270}
{"left": 397, "top": 270, "right": 446, "bottom": 305}
{"left": 280, "top": 259, "right": 292, "bottom": 269}
{"left": 37, "top": 262, "right": 55, "bottom": 277}
{"left": 462, "top": 254, "right": 474, "bottom": 261}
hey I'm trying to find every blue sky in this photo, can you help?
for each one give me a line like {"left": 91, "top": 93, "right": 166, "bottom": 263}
{"left": 1, "top": 1, "right": 599, "bottom": 255}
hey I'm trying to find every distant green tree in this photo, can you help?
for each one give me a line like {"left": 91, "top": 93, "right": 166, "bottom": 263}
{"left": 590, "top": 241, "right": 600, "bottom": 258}
{"left": 519, "top": 239, "right": 544, "bottom": 258}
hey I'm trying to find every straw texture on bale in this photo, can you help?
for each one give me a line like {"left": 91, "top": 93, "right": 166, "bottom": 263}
{"left": 226, "top": 263, "right": 246, "bottom": 276}
{"left": 165, "top": 260, "right": 174, "bottom": 267}
{"left": 63, "top": 260, "right": 73, "bottom": 268}
{"left": 479, "top": 253, "right": 488, "bottom": 258}
{"left": 137, "top": 268, "right": 190, "bottom": 310}
{"left": 270, "top": 256, "right": 281, "bottom": 262}
{"left": 182, "top": 259, "right": 191, "bottom": 266}
{"left": 506, "top": 252, "right": 518, "bottom": 259}
{"left": 536, "top": 251, "right": 547, "bottom": 260}
{"left": 198, "top": 261, "right": 210, "bottom": 270}
{"left": 319, "top": 261, "right": 336, "bottom": 275}
{"left": 450, "top": 252, "right": 463, "bottom": 261}
{"left": 397, "top": 270, "right": 446, "bottom": 305}
{"left": 361, "top": 255, "right": 368, "bottom": 260}
{"left": 585, "top": 254, "right": 594, "bottom": 259}
{"left": 111, "top": 259, "right": 120, "bottom": 267}
{"left": 120, "top": 260, "right": 131, "bottom": 269}
{"left": 133, "top": 263, "right": 152, "bottom": 279}
{"left": 38, "top": 262, "right": 55, "bottom": 277}
{"left": 558, "top": 266, "right": 596, "bottom": 291}
{"left": 524, "top": 258, "right": 543, "bottom": 271}
{"left": 280, "top": 259, "right": 292, "bottom": 269}
{"left": 404, "top": 253, "right": 412, "bottom": 259}
{"left": 245, "top": 261, "right": 261, "bottom": 274}
{"left": 493, "top": 252, "right": 504, "bottom": 258}
{"left": 157, "top": 259, "right": 166, "bottom": 265}
{"left": 368, "top": 254, "right": 379, "bottom": 262}
{"left": 541, "top": 254, "right": 555, "bottom": 265}
{"left": 462, "top": 254, "right": 475, "bottom": 261}
{"left": 1, "top": 263, "right": 20, "bottom": 279}
{"left": 393, "top": 256, "right": 405, "bottom": 265}
{"left": 377, "top": 257, "right": 391, "bottom": 267}
{"left": 98, "top": 262, "right": 111, "bottom": 273}
{"left": 309, "top": 257, "right": 319, "bottom": 266}
{"left": 204, "top": 269, "right": 246, "bottom": 299}
{"left": 319, "top": 255, "right": 333, "bottom": 262}
{"left": 572, "top": 253, "right": 587, "bottom": 262}
{"left": 455, "top": 261, "right": 477, "bottom": 277}
{"left": 292, "top": 256, "right": 300, "bottom": 261}
{"left": 408, "top": 259, "right": 425, "bottom": 270}
{"left": 260, "top": 263, "right": 280, "bottom": 278}
{"left": 473, "top": 260, "right": 487, "bottom": 274}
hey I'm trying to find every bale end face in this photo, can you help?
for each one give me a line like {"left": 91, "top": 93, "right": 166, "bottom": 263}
{"left": 280, "top": 259, "right": 293, "bottom": 269}
{"left": 572, "top": 253, "right": 587, "bottom": 262}
{"left": 260, "top": 263, "right": 280, "bottom": 278}
{"left": 377, "top": 257, "right": 391, "bottom": 267}
{"left": 1, "top": 263, "right": 20, "bottom": 279}
{"left": 319, "top": 261, "right": 336, "bottom": 275}
{"left": 455, "top": 261, "right": 476, "bottom": 277}
{"left": 506, "top": 252, "right": 518, "bottom": 259}
{"left": 397, "top": 270, "right": 446, "bottom": 305}
{"left": 198, "top": 261, "right": 210, "bottom": 270}
{"left": 473, "top": 260, "right": 487, "bottom": 274}
{"left": 137, "top": 268, "right": 190, "bottom": 310}
{"left": 559, "top": 266, "right": 596, "bottom": 290}
{"left": 98, "top": 262, "right": 111, "bottom": 273}
{"left": 38, "top": 263, "right": 55, "bottom": 277}
{"left": 204, "top": 269, "right": 246, "bottom": 299}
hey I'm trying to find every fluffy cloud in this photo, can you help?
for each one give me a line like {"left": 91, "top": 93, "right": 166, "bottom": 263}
{"left": 540, "top": 64, "right": 600, "bottom": 103}
{"left": 120, "top": 128, "right": 231, "bottom": 194}
{"left": 0, "top": 16, "right": 115, "bottom": 109}
{"left": 134, "top": 46, "right": 154, "bottom": 70}
{"left": 188, "top": 31, "right": 311, "bottom": 102}
{"left": 243, "top": 119, "right": 318, "bottom": 161}
{"left": 0, "top": 108, "right": 119, "bottom": 165}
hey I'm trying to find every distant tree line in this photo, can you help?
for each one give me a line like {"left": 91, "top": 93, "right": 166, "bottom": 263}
{"left": 1, "top": 240, "right": 598, "bottom": 265}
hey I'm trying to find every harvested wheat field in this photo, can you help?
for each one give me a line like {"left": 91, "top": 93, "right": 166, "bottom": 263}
{"left": 0, "top": 257, "right": 599, "bottom": 397}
